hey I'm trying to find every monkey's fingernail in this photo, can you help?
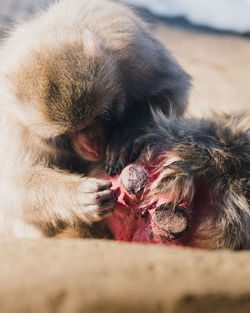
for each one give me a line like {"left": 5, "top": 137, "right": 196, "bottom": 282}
{"left": 115, "top": 166, "right": 121, "bottom": 175}
{"left": 98, "top": 181, "right": 112, "bottom": 191}
{"left": 106, "top": 166, "right": 114, "bottom": 177}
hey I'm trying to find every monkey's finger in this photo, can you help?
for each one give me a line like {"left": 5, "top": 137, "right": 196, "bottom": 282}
{"left": 96, "top": 189, "right": 117, "bottom": 205}
{"left": 105, "top": 130, "right": 131, "bottom": 176}
{"left": 99, "top": 206, "right": 115, "bottom": 217}
{"left": 114, "top": 143, "right": 132, "bottom": 175}
{"left": 129, "top": 134, "right": 157, "bottom": 163}
{"left": 97, "top": 181, "right": 113, "bottom": 191}
{"left": 78, "top": 179, "right": 112, "bottom": 193}
{"left": 78, "top": 189, "right": 116, "bottom": 206}
{"left": 82, "top": 205, "right": 115, "bottom": 222}
{"left": 105, "top": 151, "right": 120, "bottom": 176}
{"left": 98, "top": 198, "right": 116, "bottom": 209}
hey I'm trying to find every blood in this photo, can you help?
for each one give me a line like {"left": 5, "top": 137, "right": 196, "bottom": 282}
{"left": 105, "top": 160, "right": 192, "bottom": 245}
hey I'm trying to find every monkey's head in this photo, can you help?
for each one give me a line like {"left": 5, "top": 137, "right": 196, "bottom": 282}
{"left": 5, "top": 32, "right": 124, "bottom": 161}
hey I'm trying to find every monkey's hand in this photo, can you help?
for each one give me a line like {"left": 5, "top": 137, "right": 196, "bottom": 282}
{"left": 105, "top": 133, "right": 157, "bottom": 177}
{"left": 75, "top": 178, "right": 117, "bottom": 223}
{"left": 22, "top": 169, "right": 117, "bottom": 227}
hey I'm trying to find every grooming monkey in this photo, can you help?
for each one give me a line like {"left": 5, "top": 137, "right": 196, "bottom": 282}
{"left": 0, "top": 0, "right": 190, "bottom": 238}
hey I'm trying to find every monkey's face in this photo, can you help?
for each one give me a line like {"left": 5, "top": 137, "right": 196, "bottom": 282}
{"left": 69, "top": 119, "right": 108, "bottom": 161}
{"left": 9, "top": 41, "right": 123, "bottom": 160}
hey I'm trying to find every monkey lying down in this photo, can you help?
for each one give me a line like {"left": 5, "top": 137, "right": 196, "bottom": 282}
{"left": 65, "top": 113, "right": 250, "bottom": 250}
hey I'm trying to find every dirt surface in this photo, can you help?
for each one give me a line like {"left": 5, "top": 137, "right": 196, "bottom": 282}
{"left": 152, "top": 23, "right": 250, "bottom": 117}
{"left": 1, "top": 239, "right": 250, "bottom": 313}
{"left": 0, "top": 2, "right": 250, "bottom": 313}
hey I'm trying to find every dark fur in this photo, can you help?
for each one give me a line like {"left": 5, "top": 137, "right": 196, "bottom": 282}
{"left": 140, "top": 112, "right": 250, "bottom": 249}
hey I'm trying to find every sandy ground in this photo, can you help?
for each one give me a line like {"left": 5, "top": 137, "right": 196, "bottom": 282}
{"left": 1, "top": 239, "right": 250, "bottom": 313}
{"left": 0, "top": 2, "right": 250, "bottom": 313}
{"left": 152, "top": 23, "right": 250, "bottom": 117}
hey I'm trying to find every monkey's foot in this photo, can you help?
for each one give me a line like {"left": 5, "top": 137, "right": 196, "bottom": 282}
{"left": 105, "top": 133, "right": 157, "bottom": 177}
{"left": 105, "top": 162, "right": 191, "bottom": 245}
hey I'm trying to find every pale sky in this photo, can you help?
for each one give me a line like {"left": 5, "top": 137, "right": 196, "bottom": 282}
{"left": 121, "top": 0, "right": 250, "bottom": 33}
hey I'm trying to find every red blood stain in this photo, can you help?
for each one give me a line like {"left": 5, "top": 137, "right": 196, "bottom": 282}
{"left": 105, "top": 160, "right": 191, "bottom": 246}
{"left": 105, "top": 156, "right": 217, "bottom": 248}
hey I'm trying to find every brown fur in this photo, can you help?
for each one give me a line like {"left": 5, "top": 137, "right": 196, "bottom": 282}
{"left": 0, "top": 0, "right": 191, "bottom": 238}
{"left": 13, "top": 42, "right": 121, "bottom": 130}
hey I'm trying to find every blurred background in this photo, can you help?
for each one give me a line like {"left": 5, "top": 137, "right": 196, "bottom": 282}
{"left": 122, "top": 0, "right": 250, "bottom": 34}
{"left": 0, "top": 0, "right": 249, "bottom": 116}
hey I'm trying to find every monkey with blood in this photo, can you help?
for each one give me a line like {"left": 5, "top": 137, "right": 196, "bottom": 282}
{"left": 107, "top": 163, "right": 190, "bottom": 244}
{"left": 89, "top": 113, "right": 249, "bottom": 250}
{"left": 62, "top": 112, "right": 249, "bottom": 249}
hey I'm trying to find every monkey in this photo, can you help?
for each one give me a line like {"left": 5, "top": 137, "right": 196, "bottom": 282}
{"left": 84, "top": 111, "right": 249, "bottom": 249}
{"left": 141, "top": 112, "right": 250, "bottom": 249}
{"left": 0, "top": 0, "right": 191, "bottom": 238}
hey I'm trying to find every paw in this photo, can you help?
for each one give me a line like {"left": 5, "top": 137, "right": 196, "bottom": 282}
{"left": 152, "top": 203, "right": 190, "bottom": 239}
{"left": 105, "top": 133, "right": 156, "bottom": 177}
{"left": 150, "top": 155, "right": 195, "bottom": 203}
{"left": 76, "top": 178, "right": 117, "bottom": 223}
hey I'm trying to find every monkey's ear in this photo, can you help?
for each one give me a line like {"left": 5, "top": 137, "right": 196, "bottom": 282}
{"left": 3, "top": 73, "right": 16, "bottom": 93}
{"left": 83, "top": 29, "right": 100, "bottom": 57}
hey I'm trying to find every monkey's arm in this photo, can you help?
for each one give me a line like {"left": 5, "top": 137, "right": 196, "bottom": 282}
{"left": 105, "top": 92, "right": 177, "bottom": 176}
{"left": 105, "top": 32, "right": 191, "bottom": 176}
{"left": 15, "top": 167, "right": 115, "bottom": 232}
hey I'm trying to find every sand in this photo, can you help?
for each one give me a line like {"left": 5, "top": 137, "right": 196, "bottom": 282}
{"left": 152, "top": 23, "right": 250, "bottom": 117}
{"left": 1, "top": 239, "right": 250, "bottom": 313}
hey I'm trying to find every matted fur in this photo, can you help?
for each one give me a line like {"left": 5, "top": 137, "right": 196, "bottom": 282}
{"left": 140, "top": 112, "right": 250, "bottom": 249}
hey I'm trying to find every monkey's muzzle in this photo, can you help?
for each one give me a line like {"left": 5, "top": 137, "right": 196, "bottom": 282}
{"left": 70, "top": 120, "right": 106, "bottom": 161}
